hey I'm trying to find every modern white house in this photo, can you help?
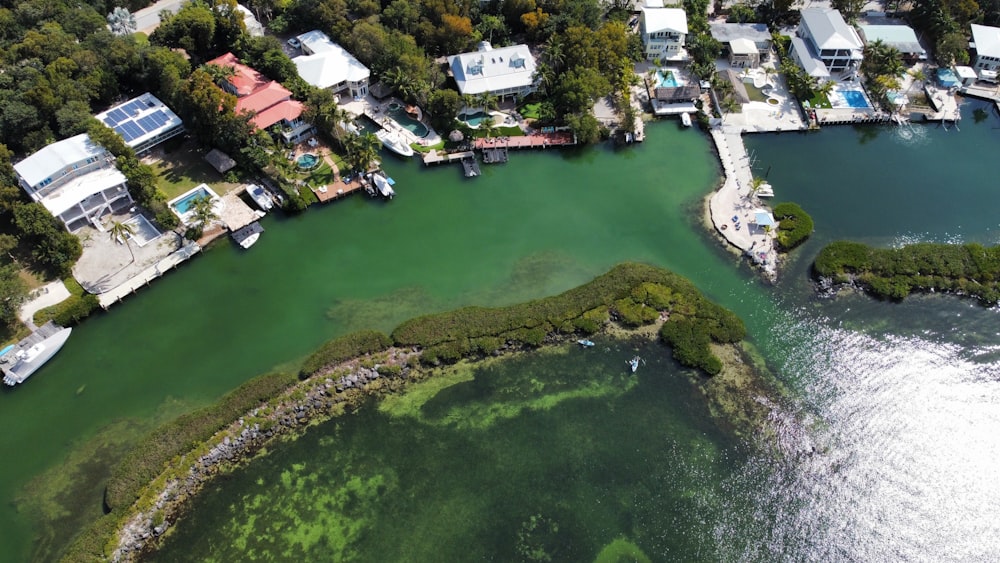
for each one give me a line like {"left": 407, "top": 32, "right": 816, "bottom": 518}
{"left": 792, "top": 8, "right": 864, "bottom": 76}
{"left": 710, "top": 23, "right": 772, "bottom": 67}
{"left": 971, "top": 24, "right": 1000, "bottom": 80}
{"left": 639, "top": 7, "right": 688, "bottom": 62}
{"left": 13, "top": 134, "right": 133, "bottom": 232}
{"left": 293, "top": 30, "right": 370, "bottom": 100}
{"left": 449, "top": 42, "right": 538, "bottom": 100}
{"left": 95, "top": 93, "right": 184, "bottom": 155}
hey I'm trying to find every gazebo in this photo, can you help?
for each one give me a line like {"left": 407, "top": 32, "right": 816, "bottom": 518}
{"left": 753, "top": 209, "right": 775, "bottom": 228}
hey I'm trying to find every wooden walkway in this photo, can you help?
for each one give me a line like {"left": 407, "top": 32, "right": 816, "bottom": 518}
{"left": 472, "top": 131, "right": 576, "bottom": 150}
{"left": 422, "top": 150, "right": 474, "bottom": 166}
{"left": 98, "top": 242, "right": 201, "bottom": 308}
{"left": 311, "top": 177, "right": 367, "bottom": 203}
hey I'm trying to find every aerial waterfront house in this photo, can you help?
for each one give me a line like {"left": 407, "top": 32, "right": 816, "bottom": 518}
{"left": 858, "top": 24, "right": 926, "bottom": 64}
{"left": 13, "top": 134, "right": 133, "bottom": 232}
{"left": 791, "top": 8, "right": 864, "bottom": 77}
{"left": 448, "top": 42, "right": 538, "bottom": 101}
{"left": 970, "top": 24, "right": 1000, "bottom": 81}
{"left": 95, "top": 93, "right": 184, "bottom": 155}
{"left": 639, "top": 6, "right": 687, "bottom": 62}
{"left": 710, "top": 23, "right": 772, "bottom": 68}
{"left": 207, "top": 53, "right": 313, "bottom": 144}
{"left": 292, "top": 30, "right": 371, "bottom": 100}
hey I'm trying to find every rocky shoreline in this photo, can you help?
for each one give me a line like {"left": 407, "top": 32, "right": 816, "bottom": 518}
{"left": 109, "top": 324, "right": 785, "bottom": 562}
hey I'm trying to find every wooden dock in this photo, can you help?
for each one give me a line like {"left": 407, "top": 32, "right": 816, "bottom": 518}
{"left": 311, "top": 176, "right": 367, "bottom": 203}
{"left": 461, "top": 157, "right": 481, "bottom": 177}
{"left": 482, "top": 146, "right": 508, "bottom": 164}
{"left": 422, "top": 150, "right": 474, "bottom": 166}
{"left": 472, "top": 131, "right": 576, "bottom": 151}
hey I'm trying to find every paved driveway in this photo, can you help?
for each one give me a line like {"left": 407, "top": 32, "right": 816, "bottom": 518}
{"left": 134, "top": 0, "right": 186, "bottom": 33}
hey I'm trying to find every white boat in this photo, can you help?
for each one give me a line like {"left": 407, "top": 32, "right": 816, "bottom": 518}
{"left": 755, "top": 183, "right": 774, "bottom": 198}
{"left": 578, "top": 339, "right": 595, "bottom": 347}
{"left": 246, "top": 184, "right": 273, "bottom": 211}
{"left": 1, "top": 324, "right": 72, "bottom": 386}
{"left": 681, "top": 112, "right": 692, "bottom": 127}
{"left": 371, "top": 172, "right": 395, "bottom": 199}
{"left": 231, "top": 221, "right": 263, "bottom": 249}
{"left": 376, "top": 130, "right": 414, "bottom": 157}
{"left": 627, "top": 355, "right": 644, "bottom": 374}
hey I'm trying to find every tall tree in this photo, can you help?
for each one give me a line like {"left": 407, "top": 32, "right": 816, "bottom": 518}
{"left": 108, "top": 220, "right": 137, "bottom": 264}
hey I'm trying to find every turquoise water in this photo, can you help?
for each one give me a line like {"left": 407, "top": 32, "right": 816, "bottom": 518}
{"left": 169, "top": 186, "right": 211, "bottom": 214}
{"left": 296, "top": 153, "right": 318, "bottom": 169}
{"left": 460, "top": 110, "right": 493, "bottom": 127}
{"left": 841, "top": 89, "right": 869, "bottom": 108}
{"left": 387, "top": 107, "right": 428, "bottom": 137}
{"left": 658, "top": 69, "right": 681, "bottom": 88}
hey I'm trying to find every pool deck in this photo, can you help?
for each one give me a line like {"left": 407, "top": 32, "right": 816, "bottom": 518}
{"left": 472, "top": 131, "right": 576, "bottom": 150}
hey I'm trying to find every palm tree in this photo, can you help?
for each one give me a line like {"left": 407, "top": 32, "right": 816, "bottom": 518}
{"left": 190, "top": 196, "right": 218, "bottom": 232}
{"left": 345, "top": 132, "right": 380, "bottom": 173}
{"left": 107, "top": 7, "right": 136, "bottom": 36}
{"left": 907, "top": 68, "right": 927, "bottom": 95}
{"left": 108, "top": 220, "right": 136, "bottom": 264}
{"left": 202, "top": 63, "right": 236, "bottom": 89}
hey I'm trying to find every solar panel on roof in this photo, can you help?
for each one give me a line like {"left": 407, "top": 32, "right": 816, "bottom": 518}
{"left": 108, "top": 108, "right": 129, "bottom": 123}
{"left": 123, "top": 101, "right": 144, "bottom": 115}
{"left": 103, "top": 116, "right": 116, "bottom": 127}
{"left": 137, "top": 115, "right": 158, "bottom": 132}
{"left": 127, "top": 122, "right": 145, "bottom": 139}
{"left": 113, "top": 125, "right": 134, "bottom": 142}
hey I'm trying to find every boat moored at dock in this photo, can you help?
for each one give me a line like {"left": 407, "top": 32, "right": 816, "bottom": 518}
{"left": 1, "top": 322, "right": 72, "bottom": 386}
{"left": 246, "top": 184, "right": 274, "bottom": 211}
{"left": 370, "top": 172, "right": 396, "bottom": 199}
{"left": 376, "top": 130, "right": 414, "bottom": 157}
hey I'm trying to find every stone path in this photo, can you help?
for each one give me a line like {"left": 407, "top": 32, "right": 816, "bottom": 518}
{"left": 19, "top": 281, "right": 71, "bottom": 330}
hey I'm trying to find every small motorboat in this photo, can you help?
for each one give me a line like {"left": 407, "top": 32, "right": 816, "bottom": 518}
{"left": 371, "top": 172, "right": 395, "bottom": 198}
{"left": 627, "top": 356, "right": 643, "bottom": 373}
{"left": 577, "top": 339, "right": 595, "bottom": 347}
{"left": 376, "top": 129, "right": 414, "bottom": 157}
{"left": 246, "top": 184, "right": 273, "bottom": 211}
{"left": 681, "top": 112, "right": 692, "bottom": 127}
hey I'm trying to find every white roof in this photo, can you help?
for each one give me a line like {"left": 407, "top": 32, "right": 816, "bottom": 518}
{"left": 800, "top": 8, "right": 863, "bottom": 51}
{"left": 642, "top": 7, "right": 688, "bottom": 35}
{"left": 791, "top": 36, "right": 831, "bottom": 78}
{"left": 40, "top": 167, "right": 127, "bottom": 217}
{"left": 293, "top": 31, "right": 370, "bottom": 89}
{"left": 95, "top": 93, "right": 183, "bottom": 150}
{"left": 449, "top": 43, "right": 537, "bottom": 96}
{"left": 730, "top": 38, "right": 757, "bottom": 55}
{"left": 955, "top": 65, "right": 978, "bottom": 78}
{"left": 14, "top": 134, "right": 105, "bottom": 188}
{"left": 644, "top": 0, "right": 665, "bottom": 7}
{"left": 971, "top": 24, "right": 1000, "bottom": 58}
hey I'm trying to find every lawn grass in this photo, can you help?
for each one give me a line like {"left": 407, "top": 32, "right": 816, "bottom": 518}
{"left": 411, "top": 141, "right": 445, "bottom": 153}
{"left": 519, "top": 102, "right": 541, "bottom": 119}
{"left": 470, "top": 126, "right": 525, "bottom": 139}
{"left": 806, "top": 92, "right": 832, "bottom": 109}
{"left": 302, "top": 161, "right": 335, "bottom": 187}
{"left": 149, "top": 141, "right": 240, "bottom": 199}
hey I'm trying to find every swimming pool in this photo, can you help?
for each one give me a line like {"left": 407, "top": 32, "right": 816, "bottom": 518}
{"left": 123, "top": 215, "right": 161, "bottom": 247}
{"left": 387, "top": 107, "right": 429, "bottom": 138}
{"left": 658, "top": 69, "right": 681, "bottom": 88}
{"left": 459, "top": 111, "right": 496, "bottom": 127}
{"left": 169, "top": 184, "right": 221, "bottom": 223}
{"left": 297, "top": 153, "right": 319, "bottom": 170}
{"left": 841, "top": 90, "right": 869, "bottom": 108}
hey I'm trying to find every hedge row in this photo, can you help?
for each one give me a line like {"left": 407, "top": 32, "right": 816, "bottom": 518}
{"left": 34, "top": 278, "right": 101, "bottom": 327}
{"left": 299, "top": 329, "right": 393, "bottom": 378}
{"left": 773, "top": 202, "right": 814, "bottom": 251}
{"left": 814, "top": 241, "right": 1000, "bottom": 304}
{"left": 103, "top": 370, "right": 297, "bottom": 513}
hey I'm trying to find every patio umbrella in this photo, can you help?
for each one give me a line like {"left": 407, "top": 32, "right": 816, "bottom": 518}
{"left": 449, "top": 130, "right": 464, "bottom": 142}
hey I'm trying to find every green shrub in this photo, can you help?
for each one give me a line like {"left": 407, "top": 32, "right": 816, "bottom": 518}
{"left": 613, "top": 297, "right": 658, "bottom": 326}
{"left": 299, "top": 330, "right": 393, "bottom": 378}
{"left": 376, "top": 364, "right": 402, "bottom": 377}
{"left": 773, "top": 202, "right": 814, "bottom": 251}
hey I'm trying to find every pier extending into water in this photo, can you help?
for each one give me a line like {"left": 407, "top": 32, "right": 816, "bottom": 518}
{"left": 98, "top": 241, "right": 201, "bottom": 308}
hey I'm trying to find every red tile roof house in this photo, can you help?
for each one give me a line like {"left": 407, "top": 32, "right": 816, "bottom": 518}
{"left": 207, "top": 53, "right": 314, "bottom": 144}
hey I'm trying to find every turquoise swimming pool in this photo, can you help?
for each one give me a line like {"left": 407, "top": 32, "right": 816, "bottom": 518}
{"left": 459, "top": 111, "right": 495, "bottom": 127}
{"left": 387, "top": 107, "right": 429, "bottom": 138}
{"left": 658, "top": 69, "right": 681, "bottom": 88}
{"left": 171, "top": 187, "right": 212, "bottom": 214}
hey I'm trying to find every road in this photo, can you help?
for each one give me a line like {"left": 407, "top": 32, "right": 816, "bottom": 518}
{"left": 133, "top": 0, "right": 187, "bottom": 34}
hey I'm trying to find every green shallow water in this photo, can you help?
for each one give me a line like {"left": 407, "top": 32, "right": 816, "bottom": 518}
{"left": 9, "top": 100, "right": 1000, "bottom": 561}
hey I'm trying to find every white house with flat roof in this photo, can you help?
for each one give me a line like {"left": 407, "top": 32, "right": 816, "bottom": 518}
{"left": 640, "top": 7, "right": 688, "bottom": 61}
{"left": 449, "top": 42, "right": 538, "bottom": 100}
{"left": 13, "top": 134, "right": 133, "bottom": 232}
{"left": 793, "top": 8, "right": 864, "bottom": 75}
{"left": 293, "top": 30, "right": 370, "bottom": 99}
{"left": 95, "top": 93, "right": 184, "bottom": 154}
{"left": 971, "top": 24, "right": 1000, "bottom": 76}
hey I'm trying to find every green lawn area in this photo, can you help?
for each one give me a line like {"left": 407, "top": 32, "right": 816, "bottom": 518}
{"left": 806, "top": 92, "right": 832, "bottom": 109}
{"left": 471, "top": 125, "right": 525, "bottom": 138}
{"left": 519, "top": 103, "right": 541, "bottom": 119}
{"left": 149, "top": 141, "right": 240, "bottom": 200}
{"left": 411, "top": 141, "right": 445, "bottom": 153}
{"left": 300, "top": 161, "right": 335, "bottom": 187}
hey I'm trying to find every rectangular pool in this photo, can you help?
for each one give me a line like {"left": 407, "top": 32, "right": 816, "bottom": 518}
{"left": 842, "top": 90, "right": 870, "bottom": 109}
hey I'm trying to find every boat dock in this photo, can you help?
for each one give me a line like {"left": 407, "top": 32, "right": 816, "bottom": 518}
{"left": 422, "top": 150, "right": 474, "bottom": 166}
{"left": 97, "top": 241, "right": 201, "bottom": 308}
{"left": 472, "top": 131, "right": 577, "bottom": 151}
{"left": 482, "top": 146, "right": 508, "bottom": 164}
{"left": 311, "top": 175, "right": 367, "bottom": 203}
{"left": 461, "top": 157, "right": 481, "bottom": 177}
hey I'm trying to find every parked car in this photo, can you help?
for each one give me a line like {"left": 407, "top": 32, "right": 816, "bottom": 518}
{"left": 286, "top": 37, "right": 301, "bottom": 49}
